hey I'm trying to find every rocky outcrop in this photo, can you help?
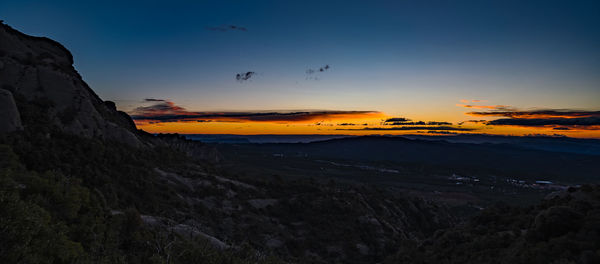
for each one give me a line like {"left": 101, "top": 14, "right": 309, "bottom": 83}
{"left": 0, "top": 22, "right": 142, "bottom": 146}
{"left": 147, "top": 166, "right": 456, "bottom": 263}
{"left": 0, "top": 88, "right": 22, "bottom": 133}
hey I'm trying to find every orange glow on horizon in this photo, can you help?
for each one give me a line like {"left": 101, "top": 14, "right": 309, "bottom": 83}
{"left": 134, "top": 117, "right": 600, "bottom": 138}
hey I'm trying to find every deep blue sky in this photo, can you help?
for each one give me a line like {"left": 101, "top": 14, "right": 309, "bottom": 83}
{"left": 1, "top": 0, "right": 599, "bottom": 121}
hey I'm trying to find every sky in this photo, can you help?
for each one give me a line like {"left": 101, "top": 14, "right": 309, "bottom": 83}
{"left": 1, "top": 0, "right": 599, "bottom": 137}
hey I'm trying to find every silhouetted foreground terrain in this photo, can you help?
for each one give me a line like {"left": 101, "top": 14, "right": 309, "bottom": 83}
{"left": 387, "top": 185, "right": 600, "bottom": 263}
{"left": 1, "top": 22, "right": 599, "bottom": 263}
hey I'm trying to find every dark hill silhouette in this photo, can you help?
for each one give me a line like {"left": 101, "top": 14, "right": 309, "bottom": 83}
{"left": 231, "top": 135, "right": 599, "bottom": 182}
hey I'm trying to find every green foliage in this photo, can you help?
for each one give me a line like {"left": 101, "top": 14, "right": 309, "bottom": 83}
{"left": 384, "top": 186, "right": 600, "bottom": 264}
{"left": 0, "top": 151, "right": 84, "bottom": 263}
{"left": 0, "top": 128, "right": 283, "bottom": 264}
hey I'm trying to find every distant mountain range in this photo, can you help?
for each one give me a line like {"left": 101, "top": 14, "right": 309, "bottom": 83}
{"left": 404, "top": 134, "right": 600, "bottom": 155}
{"left": 185, "top": 133, "right": 600, "bottom": 155}
{"left": 184, "top": 134, "right": 352, "bottom": 144}
{"left": 216, "top": 135, "right": 600, "bottom": 183}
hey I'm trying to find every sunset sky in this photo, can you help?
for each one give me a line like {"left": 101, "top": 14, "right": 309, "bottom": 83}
{"left": 2, "top": 0, "right": 599, "bottom": 137}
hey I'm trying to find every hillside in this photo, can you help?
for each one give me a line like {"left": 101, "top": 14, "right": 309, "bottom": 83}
{"left": 385, "top": 185, "right": 600, "bottom": 264}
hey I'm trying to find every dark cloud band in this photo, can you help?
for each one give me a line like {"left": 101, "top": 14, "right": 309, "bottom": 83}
{"left": 467, "top": 110, "right": 600, "bottom": 119}
{"left": 466, "top": 109, "right": 600, "bottom": 129}
{"left": 130, "top": 99, "right": 379, "bottom": 123}
{"left": 486, "top": 117, "right": 600, "bottom": 127}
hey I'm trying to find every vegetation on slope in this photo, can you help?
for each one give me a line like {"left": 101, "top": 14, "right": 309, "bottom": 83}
{"left": 0, "top": 96, "right": 284, "bottom": 263}
{"left": 385, "top": 185, "right": 600, "bottom": 264}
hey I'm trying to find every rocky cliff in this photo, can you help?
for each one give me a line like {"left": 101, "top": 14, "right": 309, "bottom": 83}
{"left": 0, "top": 22, "right": 141, "bottom": 146}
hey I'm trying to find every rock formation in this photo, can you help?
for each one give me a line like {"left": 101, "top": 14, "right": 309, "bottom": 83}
{"left": 0, "top": 22, "right": 141, "bottom": 146}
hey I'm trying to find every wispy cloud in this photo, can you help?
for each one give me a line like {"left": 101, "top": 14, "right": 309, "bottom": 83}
{"left": 236, "top": 71, "right": 255, "bottom": 82}
{"left": 457, "top": 119, "right": 487, "bottom": 125}
{"left": 305, "top": 64, "right": 330, "bottom": 80}
{"left": 382, "top": 117, "right": 452, "bottom": 126}
{"left": 456, "top": 104, "right": 513, "bottom": 110}
{"left": 460, "top": 99, "right": 487, "bottom": 103}
{"left": 207, "top": 25, "right": 247, "bottom": 32}
{"left": 384, "top": 117, "right": 410, "bottom": 122}
{"left": 553, "top": 127, "right": 571, "bottom": 130}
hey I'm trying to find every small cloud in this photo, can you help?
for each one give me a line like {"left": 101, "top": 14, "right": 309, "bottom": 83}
{"left": 384, "top": 117, "right": 411, "bottom": 122}
{"left": 427, "top": 121, "right": 452, "bottom": 126}
{"left": 236, "top": 71, "right": 255, "bottom": 82}
{"left": 144, "top": 98, "right": 166, "bottom": 102}
{"left": 456, "top": 104, "right": 513, "bottom": 110}
{"left": 457, "top": 120, "right": 487, "bottom": 125}
{"left": 207, "top": 25, "right": 248, "bottom": 32}
{"left": 306, "top": 64, "right": 330, "bottom": 74}
{"left": 386, "top": 121, "right": 426, "bottom": 126}
{"left": 306, "top": 64, "right": 331, "bottom": 80}
{"left": 382, "top": 118, "right": 452, "bottom": 126}
{"left": 460, "top": 99, "right": 487, "bottom": 103}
